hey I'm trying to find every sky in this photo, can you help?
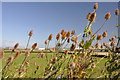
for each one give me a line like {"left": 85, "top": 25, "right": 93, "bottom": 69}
{"left": 2, "top": 2, "right": 119, "bottom": 49}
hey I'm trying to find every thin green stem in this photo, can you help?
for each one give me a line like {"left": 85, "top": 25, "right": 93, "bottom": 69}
{"left": 26, "top": 36, "right": 31, "bottom": 50}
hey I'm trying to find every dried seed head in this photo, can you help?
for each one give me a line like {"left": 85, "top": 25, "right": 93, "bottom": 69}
{"left": 29, "top": 30, "right": 33, "bottom": 37}
{"left": 34, "top": 62, "right": 36, "bottom": 66}
{"left": 0, "top": 49, "right": 4, "bottom": 59}
{"left": 97, "top": 34, "right": 102, "bottom": 40}
{"left": 25, "top": 60, "right": 30, "bottom": 66}
{"left": 45, "top": 40, "right": 48, "bottom": 44}
{"left": 66, "top": 31, "right": 71, "bottom": 38}
{"left": 112, "top": 37, "right": 115, "bottom": 41}
{"left": 95, "top": 43, "right": 99, "bottom": 48}
{"left": 115, "top": 8, "right": 119, "bottom": 15}
{"left": 65, "top": 50, "right": 68, "bottom": 55}
{"left": 37, "top": 65, "right": 40, "bottom": 70}
{"left": 14, "top": 43, "right": 19, "bottom": 50}
{"left": 71, "top": 30, "right": 75, "bottom": 35}
{"left": 61, "top": 29, "right": 65, "bottom": 35}
{"left": 25, "top": 50, "right": 30, "bottom": 57}
{"left": 94, "top": 3, "right": 98, "bottom": 10}
{"left": 112, "top": 46, "right": 116, "bottom": 51}
{"left": 7, "top": 56, "right": 13, "bottom": 64}
{"left": 71, "top": 36, "right": 78, "bottom": 43}
{"left": 105, "top": 12, "right": 111, "bottom": 20}
{"left": 89, "top": 11, "right": 96, "bottom": 22}
{"left": 110, "top": 42, "right": 114, "bottom": 46}
{"left": 102, "top": 31, "right": 107, "bottom": 37}
{"left": 89, "top": 31, "right": 92, "bottom": 35}
{"left": 62, "top": 31, "right": 67, "bottom": 40}
{"left": 79, "top": 42, "right": 82, "bottom": 48}
{"left": 109, "top": 38, "right": 112, "bottom": 42}
{"left": 14, "top": 51, "right": 19, "bottom": 58}
{"left": 57, "top": 42, "right": 61, "bottom": 46}
{"left": 70, "top": 43, "right": 76, "bottom": 51}
{"left": 53, "top": 48, "right": 55, "bottom": 52}
{"left": 61, "top": 55, "right": 64, "bottom": 59}
{"left": 56, "top": 33, "right": 60, "bottom": 40}
{"left": 85, "top": 40, "right": 89, "bottom": 43}
{"left": 67, "top": 38, "right": 71, "bottom": 43}
{"left": 48, "top": 34, "right": 53, "bottom": 41}
{"left": 101, "top": 45, "right": 103, "bottom": 48}
{"left": 87, "top": 13, "right": 91, "bottom": 20}
{"left": 32, "top": 43, "right": 37, "bottom": 49}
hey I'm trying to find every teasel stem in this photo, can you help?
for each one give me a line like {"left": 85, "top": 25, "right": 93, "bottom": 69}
{"left": 63, "top": 43, "right": 68, "bottom": 49}
{"left": 26, "top": 36, "right": 31, "bottom": 50}
{"left": 116, "top": 15, "right": 119, "bottom": 47}
{"left": 94, "top": 20, "right": 107, "bottom": 35}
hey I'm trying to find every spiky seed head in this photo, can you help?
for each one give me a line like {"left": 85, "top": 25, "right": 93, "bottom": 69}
{"left": 87, "top": 13, "right": 91, "bottom": 20}
{"left": 29, "top": 30, "right": 33, "bottom": 37}
{"left": 53, "top": 48, "right": 55, "bottom": 52}
{"left": 61, "top": 29, "right": 65, "bottom": 35}
{"left": 95, "top": 43, "right": 99, "bottom": 48}
{"left": 105, "top": 12, "right": 111, "bottom": 20}
{"left": 110, "top": 42, "right": 114, "bottom": 46}
{"left": 71, "top": 30, "right": 75, "bottom": 35}
{"left": 89, "top": 31, "right": 92, "bottom": 35}
{"left": 102, "top": 31, "right": 107, "bottom": 37}
{"left": 57, "top": 43, "right": 60, "bottom": 46}
{"left": 111, "top": 37, "right": 115, "bottom": 41}
{"left": 89, "top": 11, "right": 96, "bottom": 22}
{"left": 0, "top": 49, "right": 4, "bottom": 59}
{"left": 79, "top": 42, "right": 82, "bottom": 48}
{"left": 14, "top": 51, "right": 19, "bottom": 58}
{"left": 32, "top": 43, "right": 37, "bottom": 49}
{"left": 25, "top": 50, "right": 30, "bottom": 57}
{"left": 101, "top": 45, "right": 103, "bottom": 48}
{"left": 37, "top": 65, "right": 40, "bottom": 70}
{"left": 94, "top": 3, "right": 98, "bottom": 10}
{"left": 115, "top": 8, "right": 119, "bottom": 15}
{"left": 109, "top": 38, "right": 112, "bottom": 42}
{"left": 7, "top": 56, "right": 13, "bottom": 64}
{"left": 53, "top": 56, "right": 57, "bottom": 62}
{"left": 66, "top": 31, "right": 71, "bottom": 38}
{"left": 62, "top": 31, "right": 67, "bottom": 40}
{"left": 112, "top": 46, "right": 116, "bottom": 51}
{"left": 65, "top": 50, "right": 68, "bottom": 55}
{"left": 56, "top": 33, "right": 60, "bottom": 40}
{"left": 97, "top": 34, "right": 102, "bottom": 40}
{"left": 45, "top": 40, "right": 48, "bottom": 44}
{"left": 48, "top": 34, "right": 53, "bottom": 40}
{"left": 71, "top": 36, "right": 78, "bottom": 43}
{"left": 67, "top": 38, "right": 71, "bottom": 43}
{"left": 14, "top": 43, "right": 19, "bottom": 50}
{"left": 70, "top": 43, "right": 76, "bottom": 51}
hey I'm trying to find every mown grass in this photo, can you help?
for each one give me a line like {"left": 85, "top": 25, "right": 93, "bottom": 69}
{"left": 2, "top": 52, "right": 107, "bottom": 78}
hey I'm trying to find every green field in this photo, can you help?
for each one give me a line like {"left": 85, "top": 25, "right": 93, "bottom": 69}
{"left": 2, "top": 53, "right": 107, "bottom": 78}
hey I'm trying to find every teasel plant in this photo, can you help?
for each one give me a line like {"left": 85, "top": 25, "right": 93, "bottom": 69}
{"left": 26, "top": 30, "right": 33, "bottom": 50}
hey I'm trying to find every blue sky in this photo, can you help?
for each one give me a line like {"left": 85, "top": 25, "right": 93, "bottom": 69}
{"left": 2, "top": 2, "right": 118, "bottom": 48}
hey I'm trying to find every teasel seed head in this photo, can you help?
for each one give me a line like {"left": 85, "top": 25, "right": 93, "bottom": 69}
{"left": 25, "top": 50, "right": 30, "bottom": 57}
{"left": 29, "top": 30, "right": 33, "bottom": 37}
{"left": 57, "top": 42, "right": 61, "bottom": 46}
{"left": 71, "top": 36, "right": 78, "bottom": 43}
{"left": 65, "top": 50, "right": 68, "bottom": 55}
{"left": 103, "top": 42, "right": 108, "bottom": 47}
{"left": 37, "top": 65, "right": 40, "bottom": 70}
{"left": 101, "top": 45, "right": 103, "bottom": 48}
{"left": 34, "top": 62, "right": 36, "bottom": 66}
{"left": 56, "top": 33, "right": 60, "bottom": 40}
{"left": 45, "top": 40, "right": 48, "bottom": 44}
{"left": 7, "top": 56, "right": 13, "bottom": 64}
{"left": 105, "top": 12, "right": 111, "bottom": 20}
{"left": 48, "top": 34, "right": 53, "bottom": 41}
{"left": 0, "top": 49, "right": 4, "bottom": 59}
{"left": 97, "top": 34, "right": 102, "bottom": 40}
{"left": 61, "top": 29, "right": 65, "bottom": 35}
{"left": 89, "top": 11, "right": 96, "bottom": 22}
{"left": 112, "top": 46, "right": 116, "bottom": 52}
{"left": 61, "top": 55, "right": 64, "bottom": 59}
{"left": 115, "top": 8, "right": 119, "bottom": 15}
{"left": 110, "top": 42, "right": 114, "bottom": 46}
{"left": 13, "top": 43, "right": 19, "bottom": 50}
{"left": 85, "top": 40, "right": 89, "bottom": 43}
{"left": 111, "top": 37, "right": 115, "bottom": 41}
{"left": 79, "top": 42, "right": 82, "bottom": 48}
{"left": 93, "top": 3, "right": 98, "bottom": 10}
{"left": 53, "top": 56, "right": 57, "bottom": 62}
{"left": 71, "top": 30, "right": 75, "bottom": 35}
{"left": 109, "top": 38, "right": 112, "bottom": 42}
{"left": 89, "top": 31, "right": 92, "bottom": 35}
{"left": 70, "top": 43, "right": 76, "bottom": 51}
{"left": 67, "top": 38, "right": 71, "bottom": 43}
{"left": 95, "top": 43, "right": 99, "bottom": 48}
{"left": 102, "top": 31, "right": 107, "bottom": 37}
{"left": 32, "top": 43, "right": 37, "bottom": 49}
{"left": 14, "top": 51, "right": 19, "bottom": 58}
{"left": 87, "top": 13, "right": 91, "bottom": 20}
{"left": 62, "top": 31, "right": 67, "bottom": 40}
{"left": 66, "top": 31, "right": 71, "bottom": 38}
